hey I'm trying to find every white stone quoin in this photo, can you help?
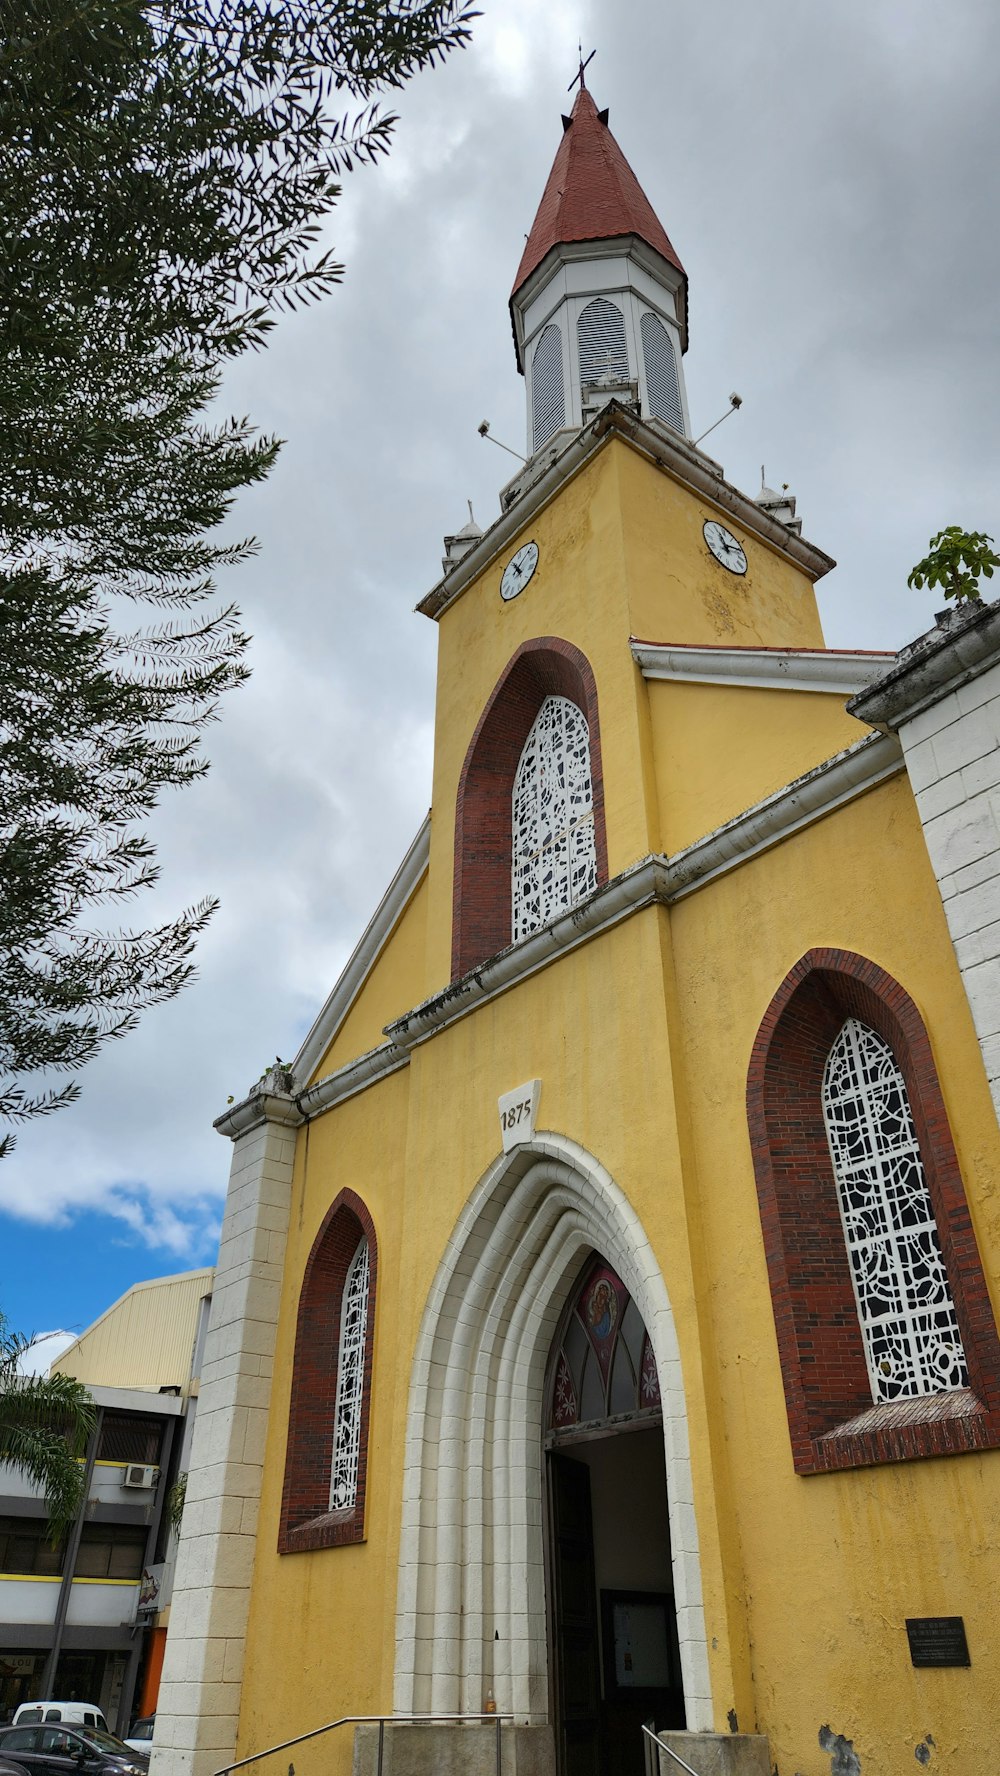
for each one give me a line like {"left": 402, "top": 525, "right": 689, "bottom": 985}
{"left": 851, "top": 602, "right": 1000, "bottom": 1120}
{"left": 151, "top": 1084, "right": 301, "bottom": 1776}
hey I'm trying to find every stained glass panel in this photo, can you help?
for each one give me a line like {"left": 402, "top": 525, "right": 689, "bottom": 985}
{"left": 547, "top": 1257, "right": 661, "bottom": 1430}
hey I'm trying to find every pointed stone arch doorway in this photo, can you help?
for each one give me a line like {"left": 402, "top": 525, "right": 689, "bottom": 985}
{"left": 393, "top": 1135, "right": 711, "bottom": 1774}
{"left": 546, "top": 1255, "right": 685, "bottom": 1776}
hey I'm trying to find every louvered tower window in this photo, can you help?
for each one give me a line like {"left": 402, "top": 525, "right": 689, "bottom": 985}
{"left": 512, "top": 695, "right": 597, "bottom": 941}
{"left": 531, "top": 325, "right": 565, "bottom": 451}
{"left": 822, "top": 1019, "right": 969, "bottom": 1403}
{"left": 578, "top": 296, "right": 629, "bottom": 386}
{"left": 329, "top": 1236, "right": 371, "bottom": 1511}
{"left": 641, "top": 312, "right": 684, "bottom": 434}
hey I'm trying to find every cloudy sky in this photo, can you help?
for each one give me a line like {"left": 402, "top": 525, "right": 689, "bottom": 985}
{"left": 3, "top": 0, "right": 1000, "bottom": 1340}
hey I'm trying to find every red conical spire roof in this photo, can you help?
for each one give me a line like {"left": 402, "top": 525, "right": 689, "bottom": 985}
{"left": 512, "top": 86, "right": 686, "bottom": 299}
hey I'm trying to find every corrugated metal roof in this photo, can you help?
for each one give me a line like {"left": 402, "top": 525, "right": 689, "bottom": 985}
{"left": 53, "top": 1268, "right": 213, "bottom": 1395}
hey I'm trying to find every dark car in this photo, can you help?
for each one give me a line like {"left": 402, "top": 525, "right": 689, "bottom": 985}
{"left": 0, "top": 1726, "right": 149, "bottom": 1776}
{"left": 0, "top": 1755, "right": 32, "bottom": 1776}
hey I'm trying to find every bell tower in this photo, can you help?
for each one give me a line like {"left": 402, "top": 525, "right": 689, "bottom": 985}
{"left": 510, "top": 80, "right": 690, "bottom": 458}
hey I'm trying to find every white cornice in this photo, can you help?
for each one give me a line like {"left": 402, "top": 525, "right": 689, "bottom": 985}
{"left": 511, "top": 233, "right": 688, "bottom": 364}
{"left": 213, "top": 1087, "right": 304, "bottom": 1141}
{"left": 297, "top": 1040, "right": 409, "bottom": 1117}
{"left": 215, "top": 735, "right": 902, "bottom": 1137}
{"left": 417, "top": 403, "right": 836, "bottom": 623}
{"left": 291, "top": 814, "right": 430, "bottom": 1087}
{"left": 631, "top": 640, "right": 894, "bottom": 695}
{"left": 849, "top": 599, "right": 1000, "bottom": 732}
{"left": 385, "top": 853, "right": 673, "bottom": 1050}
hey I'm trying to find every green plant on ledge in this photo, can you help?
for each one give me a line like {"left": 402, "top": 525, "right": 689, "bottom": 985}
{"left": 908, "top": 526, "right": 1000, "bottom": 605}
{"left": 167, "top": 1471, "right": 187, "bottom": 1535}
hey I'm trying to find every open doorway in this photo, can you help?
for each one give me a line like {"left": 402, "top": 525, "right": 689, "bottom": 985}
{"left": 545, "top": 1257, "right": 685, "bottom": 1776}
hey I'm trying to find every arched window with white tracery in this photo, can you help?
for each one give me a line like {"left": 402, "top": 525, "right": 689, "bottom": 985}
{"left": 822, "top": 1018, "right": 969, "bottom": 1403}
{"left": 512, "top": 695, "right": 597, "bottom": 941}
{"left": 279, "top": 1190, "right": 377, "bottom": 1552}
{"left": 329, "top": 1236, "right": 370, "bottom": 1511}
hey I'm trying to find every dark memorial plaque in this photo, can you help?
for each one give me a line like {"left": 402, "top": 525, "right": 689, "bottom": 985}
{"left": 905, "top": 1616, "right": 970, "bottom": 1668}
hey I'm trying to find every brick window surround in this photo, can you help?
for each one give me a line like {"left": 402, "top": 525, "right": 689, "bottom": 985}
{"left": 746, "top": 948, "right": 1000, "bottom": 1475}
{"left": 278, "top": 1189, "right": 377, "bottom": 1552}
{"left": 452, "top": 636, "right": 608, "bottom": 980}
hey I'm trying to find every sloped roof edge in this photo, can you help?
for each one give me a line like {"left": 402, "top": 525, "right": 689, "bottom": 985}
{"left": 292, "top": 814, "right": 431, "bottom": 1087}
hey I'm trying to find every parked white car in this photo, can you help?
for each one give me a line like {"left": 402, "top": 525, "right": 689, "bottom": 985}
{"left": 121, "top": 1721, "right": 154, "bottom": 1757}
{"left": 12, "top": 1706, "right": 108, "bottom": 1733}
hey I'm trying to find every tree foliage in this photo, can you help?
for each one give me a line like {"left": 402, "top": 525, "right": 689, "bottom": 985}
{"left": 0, "top": 0, "right": 475, "bottom": 1151}
{"left": 908, "top": 526, "right": 1000, "bottom": 606}
{"left": 0, "top": 1319, "right": 96, "bottom": 1537}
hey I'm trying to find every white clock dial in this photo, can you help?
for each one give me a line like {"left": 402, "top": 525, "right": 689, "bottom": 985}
{"left": 500, "top": 541, "right": 539, "bottom": 601}
{"left": 703, "top": 520, "right": 747, "bottom": 575}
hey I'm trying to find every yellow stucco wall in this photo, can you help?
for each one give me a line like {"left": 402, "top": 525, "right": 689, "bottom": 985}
{"left": 616, "top": 445, "right": 828, "bottom": 651}
{"left": 666, "top": 772, "right": 1000, "bottom": 1772}
{"left": 236, "top": 433, "right": 1000, "bottom": 1776}
{"left": 648, "top": 679, "right": 868, "bottom": 855}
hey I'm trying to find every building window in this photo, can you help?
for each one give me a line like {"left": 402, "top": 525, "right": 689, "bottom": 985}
{"left": 640, "top": 312, "right": 684, "bottom": 433}
{"left": 532, "top": 325, "right": 565, "bottom": 451}
{"left": 279, "top": 1190, "right": 377, "bottom": 1554}
{"left": 452, "top": 639, "right": 609, "bottom": 980}
{"left": 823, "top": 1019, "right": 969, "bottom": 1403}
{"left": 578, "top": 297, "right": 629, "bottom": 387}
{"left": 75, "top": 1525, "right": 147, "bottom": 1580}
{"left": 329, "top": 1238, "right": 370, "bottom": 1512}
{"left": 97, "top": 1416, "right": 163, "bottom": 1466}
{"left": 746, "top": 948, "right": 1000, "bottom": 1474}
{"left": 0, "top": 1516, "right": 64, "bottom": 1576}
{"left": 512, "top": 695, "right": 597, "bottom": 941}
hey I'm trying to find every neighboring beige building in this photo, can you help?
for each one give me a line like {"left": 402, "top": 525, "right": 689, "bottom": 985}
{"left": 55, "top": 1270, "right": 214, "bottom": 1399}
{"left": 0, "top": 1271, "right": 213, "bottom": 1732}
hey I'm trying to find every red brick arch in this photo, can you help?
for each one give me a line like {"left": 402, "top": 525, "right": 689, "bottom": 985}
{"left": 278, "top": 1188, "right": 377, "bottom": 1552}
{"left": 452, "top": 637, "right": 608, "bottom": 980}
{"left": 746, "top": 948, "right": 1000, "bottom": 1474}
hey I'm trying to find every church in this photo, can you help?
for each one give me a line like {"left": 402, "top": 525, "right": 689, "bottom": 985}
{"left": 151, "top": 79, "right": 1000, "bottom": 1776}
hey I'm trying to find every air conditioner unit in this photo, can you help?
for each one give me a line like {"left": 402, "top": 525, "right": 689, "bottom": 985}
{"left": 123, "top": 1463, "right": 157, "bottom": 1489}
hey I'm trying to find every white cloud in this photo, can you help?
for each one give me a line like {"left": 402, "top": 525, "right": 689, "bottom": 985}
{"left": 18, "top": 1332, "right": 77, "bottom": 1376}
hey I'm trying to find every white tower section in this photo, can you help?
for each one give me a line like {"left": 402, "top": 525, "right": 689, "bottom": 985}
{"left": 513, "top": 242, "right": 690, "bottom": 455}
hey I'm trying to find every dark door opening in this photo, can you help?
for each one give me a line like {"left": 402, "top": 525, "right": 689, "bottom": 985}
{"left": 545, "top": 1258, "right": 686, "bottom": 1776}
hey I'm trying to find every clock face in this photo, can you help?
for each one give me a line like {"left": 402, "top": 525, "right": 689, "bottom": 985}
{"left": 703, "top": 520, "right": 747, "bottom": 575}
{"left": 500, "top": 541, "right": 539, "bottom": 601}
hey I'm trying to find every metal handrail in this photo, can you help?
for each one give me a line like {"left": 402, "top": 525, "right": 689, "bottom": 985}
{"left": 640, "top": 1722, "right": 702, "bottom": 1776}
{"left": 214, "top": 1711, "right": 513, "bottom": 1776}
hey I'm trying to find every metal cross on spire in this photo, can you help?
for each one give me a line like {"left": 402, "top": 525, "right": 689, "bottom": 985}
{"left": 567, "top": 46, "right": 595, "bottom": 93}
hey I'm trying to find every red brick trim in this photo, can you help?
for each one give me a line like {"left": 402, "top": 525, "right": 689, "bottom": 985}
{"left": 746, "top": 948, "right": 1000, "bottom": 1474}
{"left": 452, "top": 637, "right": 608, "bottom": 980}
{"left": 278, "top": 1189, "right": 377, "bottom": 1552}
